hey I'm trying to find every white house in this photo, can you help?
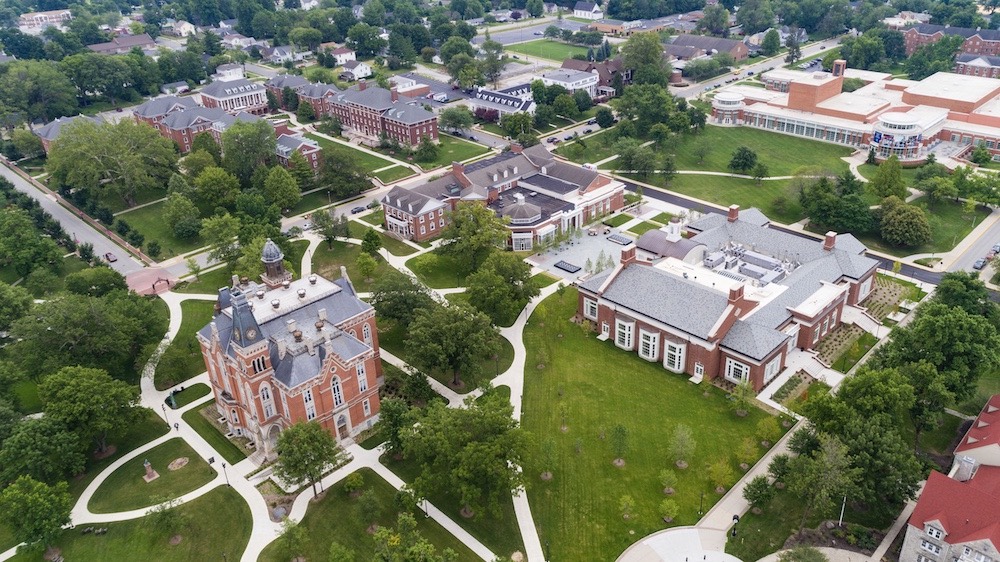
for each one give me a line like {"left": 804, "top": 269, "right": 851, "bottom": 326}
{"left": 172, "top": 20, "right": 197, "bottom": 37}
{"left": 341, "top": 60, "right": 373, "bottom": 80}
{"left": 573, "top": 1, "right": 604, "bottom": 20}
{"left": 538, "top": 69, "right": 600, "bottom": 98}
{"left": 330, "top": 46, "right": 357, "bottom": 66}
{"left": 221, "top": 34, "right": 256, "bottom": 49}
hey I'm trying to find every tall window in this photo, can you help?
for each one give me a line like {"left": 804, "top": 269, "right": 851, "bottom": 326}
{"left": 725, "top": 358, "right": 750, "bottom": 383}
{"left": 639, "top": 330, "right": 659, "bottom": 361}
{"left": 363, "top": 323, "right": 372, "bottom": 345}
{"left": 764, "top": 356, "right": 782, "bottom": 384}
{"left": 304, "top": 388, "right": 316, "bottom": 420}
{"left": 357, "top": 363, "right": 368, "bottom": 392}
{"left": 615, "top": 320, "right": 633, "bottom": 350}
{"left": 664, "top": 342, "right": 685, "bottom": 373}
{"left": 260, "top": 385, "right": 275, "bottom": 419}
{"left": 252, "top": 356, "right": 266, "bottom": 373}
{"left": 363, "top": 398, "right": 371, "bottom": 416}
{"left": 694, "top": 362, "right": 704, "bottom": 377}
{"left": 584, "top": 298, "right": 598, "bottom": 320}
{"left": 332, "top": 377, "right": 344, "bottom": 407}
{"left": 921, "top": 540, "right": 942, "bottom": 555}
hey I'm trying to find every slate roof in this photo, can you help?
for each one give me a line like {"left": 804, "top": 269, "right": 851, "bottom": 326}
{"left": 297, "top": 82, "right": 340, "bottom": 99}
{"left": 381, "top": 184, "right": 447, "bottom": 214}
{"left": 266, "top": 74, "right": 311, "bottom": 90}
{"left": 908, "top": 470, "right": 1000, "bottom": 551}
{"left": 473, "top": 87, "right": 535, "bottom": 112}
{"left": 539, "top": 69, "right": 597, "bottom": 84}
{"left": 35, "top": 114, "right": 101, "bottom": 141}
{"left": 275, "top": 134, "right": 320, "bottom": 157}
{"left": 201, "top": 78, "right": 263, "bottom": 99}
{"left": 343, "top": 60, "right": 363, "bottom": 69}
{"left": 87, "top": 33, "right": 155, "bottom": 53}
{"left": 575, "top": 1, "right": 600, "bottom": 11}
{"left": 133, "top": 95, "right": 198, "bottom": 119}
{"left": 909, "top": 23, "right": 1000, "bottom": 41}
{"left": 636, "top": 230, "right": 704, "bottom": 258}
{"left": 664, "top": 44, "right": 700, "bottom": 59}
{"left": 720, "top": 321, "right": 789, "bottom": 361}
{"left": 956, "top": 53, "right": 1000, "bottom": 67}
{"left": 212, "top": 111, "right": 262, "bottom": 129}
{"left": 326, "top": 85, "right": 436, "bottom": 124}
{"left": 160, "top": 107, "right": 227, "bottom": 130}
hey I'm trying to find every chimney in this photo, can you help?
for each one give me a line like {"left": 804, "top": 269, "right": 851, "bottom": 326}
{"left": 231, "top": 274, "right": 240, "bottom": 288}
{"left": 255, "top": 290, "right": 265, "bottom": 300}
{"left": 620, "top": 243, "right": 636, "bottom": 265}
{"left": 277, "top": 338, "right": 287, "bottom": 359}
{"left": 282, "top": 280, "right": 291, "bottom": 290}
{"left": 297, "top": 288, "right": 307, "bottom": 299}
{"left": 823, "top": 231, "right": 837, "bottom": 251}
{"left": 240, "top": 276, "right": 249, "bottom": 286}
{"left": 210, "top": 321, "right": 219, "bottom": 340}
{"left": 728, "top": 285, "right": 744, "bottom": 304}
{"left": 315, "top": 320, "right": 324, "bottom": 331}
{"left": 358, "top": 78, "right": 367, "bottom": 91}
{"left": 294, "top": 329, "right": 303, "bottom": 343}
{"left": 451, "top": 161, "right": 465, "bottom": 176}
{"left": 318, "top": 308, "right": 327, "bottom": 321}
{"left": 271, "top": 299, "right": 280, "bottom": 309}
{"left": 286, "top": 319, "right": 297, "bottom": 333}
{"left": 510, "top": 142, "right": 524, "bottom": 154}
{"left": 390, "top": 86, "right": 398, "bottom": 101}
{"left": 308, "top": 274, "right": 317, "bottom": 285}
{"left": 727, "top": 204, "right": 740, "bottom": 223}
{"left": 514, "top": 193, "right": 525, "bottom": 205}
{"left": 832, "top": 59, "right": 846, "bottom": 77}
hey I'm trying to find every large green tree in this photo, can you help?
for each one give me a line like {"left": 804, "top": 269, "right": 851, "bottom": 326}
{"left": 870, "top": 155, "right": 907, "bottom": 199}
{"left": 438, "top": 202, "right": 510, "bottom": 274}
{"left": 39, "top": 366, "right": 140, "bottom": 453}
{"left": 0, "top": 60, "right": 78, "bottom": 122}
{"left": 0, "top": 476, "right": 72, "bottom": 553}
{"left": 737, "top": 0, "right": 775, "bottom": 34}
{"left": 880, "top": 202, "right": 931, "bottom": 248}
{"left": 47, "top": 119, "right": 178, "bottom": 207}
{"left": 222, "top": 119, "right": 277, "bottom": 187}
{"left": 373, "top": 512, "right": 458, "bottom": 561}
{"left": 406, "top": 303, "right": 500, "bottom": 387}
{"left": 200, "top": 212, "right": 243, "bottom": 269}
{"left": 466, "top": 251, "right": 539, "bottom": 326}
{"left": 273, "top": 421, "right": 346, "bottom": 497}
{"left": 263, "top": 166, "right": 301, "bottom": 211}
{"left": 0, "top": 280, "right": 33, "bottom": 331}
{"left": 786, "top": 433, "right": 858, "bottom": 531}
{"left": 370, "top": 270, "right": 436, "bottom": 328}
{"left": 0, "top": 417, "right": 86, "bottom": 485}
{"left": 619, "top": 32, "right": 672, "bottom": 86}
{"left": 63, "top": 266, "right": 128, "bottom": 297}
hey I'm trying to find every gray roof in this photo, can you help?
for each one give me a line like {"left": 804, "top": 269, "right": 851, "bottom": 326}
{"left": 160, "top": 107, "right": 227, "bottom": 130}
{"left": 35, "top": 114, "right": 101, "bottom": 141}
{"left": 298, "top": 82, "right": 340, "bottom": 99}
{"left": 687, "top": 208, "right": 769, "bottom": 231}
{"left": 474, "top": 87, "right": 534, "bottom": 112}
{"left": 382, "top": 184, "right": 446, "bottom": 214}
{"left": 636, "top": 230, "right": 704, "bottom": 259}
{"left": 213, "top": 111, "right": 262, "bottom": 129}
{"left": 266, "top": 74, "right": 311, "bottom": 90}
{"left": 87, "top": 33, "right": 155, "bottom": 53}
{"left": 343, "top": 60, "right": 363, "bottom": 69}
{"left": 909, "top": 23, "right": 1000, "bottom": 41}
{"left": 956, "top": 53, "right": 1000, "bottom": 67}
{"left": 539, "top": 69, "right": 596, "bottom": 84}
{"left": 262, "top": 238, "right": 283, "bottom": 263}
{"left": 275, "top": 134, "right": 320, "bottom": 157}
{"left": 326, "top": 85, "right": 436, "bottom": 124}
{"left": 201, "top": 78, "right": 263, "bottom": 99}
{"left": 672, "top": 34, "right": 744, "bottom": 53}
{"left": 580, "top": 264, "right": 731, "bottom": 340}
{"left": 575, "top": 1, "right": 599, "bottom": 10}
{"left": 720, "top": 321, "right": 789, "bottom": 361}
{"left": 133, "top": 95, "right": 198, "bottom": 119}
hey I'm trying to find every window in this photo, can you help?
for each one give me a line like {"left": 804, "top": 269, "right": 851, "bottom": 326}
{"left": 725, "top": 358, "right": 750, "bottom": 383}
{"left": 925, "top": 526, "right": 943, "bottom": 540}
{"left": 304, "top": 388, "right": 316, "bottom": 420}
{"left": 332, "top": 377, "right": 344, "bottom": 407}
{"left": 419, "top": 215, "right": 425, "bottom": 223}
{"left": 363, "top": 398, "right": 371, "bottom": 416}
{"left": 664, "top": 342, "right": 685, "bottom": 372}
{"left": 615, "top": 320, "right": 634, "bottom": 349}
{"left": 430, "top": 220, "right": 435, "bottom": 231}
{"left": 921, "top": 540, "right": 942, "bottom": 555}
{"left": 357, "top": 363, "right": 368, "bottom": 392}
{"left": 420, "top": 226, "right": 426, "bottom": 235}
{"left": 252, "top": 356, "right": 266, "bottom": 373}
{"left": 918, "top": 555, "right": 936, "bottom": 562}
{"left": 363, "top": 323, "right": 372, "bottom": 344}
{"left": 639, "top": 330, "right": 659, "bottom": 361}
{"left": 694, "top": 362, "right": 704, "bottom": 376}
{"left": 584, "top": 298, "right": 598, "bottom": 320}
{"left": 764, "top": 356, "right": 782, "bottom": 383}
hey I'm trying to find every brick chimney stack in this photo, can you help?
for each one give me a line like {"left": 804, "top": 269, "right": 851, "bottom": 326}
{"left": 390, "top": 86, "right": 398, "bottom": 102}
{"left": 358, "top": 79, "right": 367, "bottom": 91}
{"left": 510, "top": 142, "right": 524, "bottom": 154}
{"left": 620, "top": 243, "right": 636, "bottom": 265}
{"left": 727, "top": 204, "right": 740, "bottom": 223}
{"left": 728, "top": 285, "right": 744, "bottom": 304}
{"left": 823, "top": 231, "right": 837, "bottom": 251}
{"left": 451, "top": 161, "right": 465, "bottom": 176}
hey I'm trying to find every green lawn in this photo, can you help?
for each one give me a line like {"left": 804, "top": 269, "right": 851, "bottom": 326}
{"left": 259, "top": 468, "right": 479, "bottom": 562}
{"left": 603, "top": 213, "right": 633, "bottom": 227}
{"left": 89, "top": 438, "right": 216, "bottom": 513}
{"left": 11, "top": 380, "right": 41, "bottom": 414}
{"left": 417, "top": 134, "right": 491, "bottom": 171}
{"left": 377, "top": 316, "right": 515, "bottom": 389}
{"left": 13, "top": 255, "right": 91, "bottom": 297}
{"left": 154, "top": 300, "right": 216, "bottom": 390}
{"left": 673, "top": 126, "right": 852, "bottom": 176}
{"left": 523, "top": 287, "right": 782, "bottom": 561}
{"left": 287, "top": 189, "right": 340, "bottom": 217}
{"left": 374, "top": 165, "right": 414, "bottom": 184}
{"left": 181, "top": 400, "right": 247, "bottom": 465}
{"left": 650, "top": 212, "right": 675, "bottom": 224}
{"left": 507, "top": 39, "right": 593, "bottom": 61}
{"left": 850, "top": 197, "right": 990, "bottom": 257}
{"left": 856, "top": 163, "right": 922, "bottom": 186}
{"left": 117, "top": 200, "right": 205, "bottom": 259}
{"left": 627, "top": 221, "right": 662, "bottom": 237}
{"left": 312, "top": 240, "right": 394, "bottom": 293}
{"left": 103, "top": 185, "right": 168, "bottom": 214}
{"left": 305, "top": 133, "right": 398, "bottom": 173}
{"left": 169, "top": 383, "right": 211, "bottom": 409}
{"left": 405, "top": 251, "right": 467, "bottom": 288}
{"left": 627, "top": 173, "right": 804, "bottom": 225}
{"left": 956, "top": 368, "right": 1000, "bottom": 416}
{"left": 347, "top": 220, "right": 417, "bottom": 256}
{"left": 10, "top": 487, "right": 251, "bottom": 562}
{"left": 529, "top": 272, "right": 560, "bottom": 289}
{"left": 381, "top": 455, "right": 525, "bottom": 559}
{"left": 68, "top": 408, "right": 170, "bottom": 501}
{"left": 554, "top": 129, "right": 621, "bottom": 165}
{"left": 173, "top": 266, "right": 234, "bottom": 294}
{"left": 358, "top": 208, "right": 384, "bottom": 226}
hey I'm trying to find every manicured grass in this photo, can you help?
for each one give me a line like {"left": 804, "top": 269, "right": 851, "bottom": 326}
{"left": 406, "top": 251, "right": 467, "bottom": 288}
{"left": 287, "top": 189, "right": 339, "bottom": 216}
{"left": 11, "top": 487, "right": 251, "bottom": 562}
{"left": 173, "top": 266, "right": 234, "bottom": 294}
{"left": 603, "top": 213, "right": 633, "bottom": 227}
{"left": 67, "top": 408, "right": 170, "bottom": 501}
{"left": 479, "top": 121, "right": 507, "bottom": 136}
{"left": 529, "top": 271, "right": 560, "bottom": 289}
{"left": 381, "top": 455, "right": 525, "bottom": 558}
{"left": 956, "top": 368, "right": 1000, "bottom": 416}
{"left": 507, "top": 39, "right": 593, "bottom": 61}
{"left": 347, "top": 220, "right": 417, "bottom": 256}
{"left": 154, "top": 300, "right": 216, "bottom": 390}
{"left": 522, "top": 287, "right": 782, "bottom": 561}
{"left": 305, "top": 133, "right": 398, "bottom": 173}
{"left": 914, "top": 413, "right": 963, "bottom": 457}
{"left": 673, "top": 126, "right": 852, "bottom": 176}
{"left": 857, "top": 163, "right": 922, "bottom": 186}
{"left": 182, "top": 400, "right": 247, "bottom": 465}
{"left": 628, "top": 173, "right": 804, "bottom": 225}
{"left": 416, "top": 134, "right": 491, "bottom": 171}
{"left": 831, "top": 332, "right": 878, "bottom": 373}
{"left": 627, "top": 220, "right": 662, "bottom": 237}
{"left": 374, "top": 165, "right": 414, "bottom": 184}
{"left": 169, "top": 383, "right": 211, "bottom": 409}
{"left": 104, "top": 184, "right": 167, "bottom": 214}
{"left": 377, "top": 316, "right": 515, "bottom": 389}
{"left": 12, "top": 380, "right": 41, "bottom": 414}
{"left": 650, "top": 212, "right": 675, "bottom": 224}
{"left": 259, "top": 468, "right": 479, "bottom": 562}
{"left": 0, "top": 523, "right": 13, "bottom": 555}
{"left": 117, "top": 200, "right": 205, "bottom": 259}
{"left": 554, "top": 129, "right": 620, "bottom": 164}
{"left": 358, "top": 208, "right": 384, "bottom": 226}
{"left": 850, "top": 197, "right": 991, "bottom": 257}
{"left": 89, "top": 438, "right": 216, "bottom": 513}
{"left": 311, "top": 240, "right": 394, "bottom": 293}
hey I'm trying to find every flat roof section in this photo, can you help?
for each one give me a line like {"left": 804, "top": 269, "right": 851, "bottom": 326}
{"left": 816, "top": 91, "right": 891, "bottom": 119}
{"left": 904, "top": 72, "right": 1000, "bottom": 107}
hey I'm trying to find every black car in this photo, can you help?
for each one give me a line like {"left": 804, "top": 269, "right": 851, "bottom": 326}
{"left": 351, "top": 206, "right": 366, "bottom": 214}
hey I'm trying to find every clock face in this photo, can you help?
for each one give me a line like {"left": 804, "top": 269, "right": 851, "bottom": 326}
{"left": 246, "top": 329, "right": 257, "bottom": 339}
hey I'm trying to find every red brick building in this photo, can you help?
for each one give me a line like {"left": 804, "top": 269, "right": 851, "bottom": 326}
{"left": 953, "top": 53, "right": 1000, "bottom": 78}
{"left": 197, "top": 241, "right": 382, "bottom": 457}
{"left": 200, "top": 78, "right": 269, "bottom": 115}
{"left": 132, "top": 95, "right": 199, "bottom": 132}
{"left": 903, "top": 23, "right": 1000, "bottom": 56}
{"left": 264, "top": 74, "right": 310, "bottom": 109}
{"left": 35, "top": 114, "right": 102, "bottom": 154}
{"left": 577, "top": 206, "right": 879, "bottom": 392}
{"left": 157, "top": 106, "right": 227, "bottom": 152}
{"left": 275, "top": 133, "right": 322, "bottom": 172}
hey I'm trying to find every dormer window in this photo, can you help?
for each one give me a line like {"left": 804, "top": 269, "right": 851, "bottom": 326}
{"left": 925, "top": 526, "right": 943, "bottom": 540}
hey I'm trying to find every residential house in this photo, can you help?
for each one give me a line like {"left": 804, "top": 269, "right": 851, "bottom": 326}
{"left": 671, "top": 34, "right": 749, "bottom": 60}
{"left": 222, "top": 34, "right": 257, "bottom": 50}
{"left": 197, "top": 246, "right": 382, "bottom": 458}
{"left": 300, "top": 0, "right": 320, "bottom": 9}
{"left": 34, "top": 115, "right": 102, "bottom": 154}
{"left": 883, "top": 10, "right": 932, "bottom": 31}
{"left": 588, "top": 18, "right": 664, "bottom": 36}
{"left": 87, "top": 33, "right": 157, "bottom": 55}
{"left": 543, "top": 2, "right": 559, "bottom": 13}
{"left": 200, "top": 78, "right": 269, "bottom": 115}
{"left": 330, "top": 46, "right": 357, "bottom": 66}
{"left": 169, "top": 20, "right": 197, "bottom": 37}
{"left": 953, "top": 53, "right": 1000, "bottom": 78}
{"left": 0, "top": 52, "right": 16, "bottom": 64}
{"left": 17, "top": 9, "right": 72, "bottom": 34}
{"left": 264, "top": 74, "right": 311, "bottom": 108}
{"left": 744, "top": 26, "right": 808, "bottom": 48}
{"left": 341, "top": 60, "right": 373, "bottom": 80}
{"left": 561, "top": 57, "right": 631, "bottom": 95}
{"left": 538, "top": 69, "right": 600, "bottom": 98}
{"left": 903, "top": 24, "right": 1000, "bottom": 56}
{"left": 577, "top": 205, "right": 879, "bottom": 392}
{"left": 212, "top": 63, "right": 246, "bottom": 82}
{"left": 381, "top": 143, "right": 624, "bottom": 245}
{"left": 275, "top": 134, "right": 322, "bottom": 172}
{"left": 573, "top": 1, "right": 604, "bottom": 20}
{"left": 160, "top": 81, "right": 192, "bottom": 95}
{"left": 470, "top": 85, "right": 536, "bottom": 117}
{"left": 219, "top": 19, "right": 238, "bottom": 31}
{"left": 264, "top": 45, "right": 309, "bottom": 64}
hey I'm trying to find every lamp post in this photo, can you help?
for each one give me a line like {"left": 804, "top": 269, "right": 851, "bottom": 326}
{"left": 699, "top": 491, "right": 704, "bottom": 515}
{"left": 222, "top": 462, "right": 230, "bottom": 486}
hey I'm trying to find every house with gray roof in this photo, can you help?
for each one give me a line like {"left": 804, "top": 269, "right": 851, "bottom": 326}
{"left": 35, "top": 114, "right": 102, "bottom": 154}
{"left": 321, "top": 80, "right": 438, "bottom": 147}
{"left": 671, "top": 33, "right": 749, "bottom": 60}
{"left": 133, "top": 95, "right": 199, "bottom": 129}
{"left": 200, "top": 78, "right": 268, "bottom": 115}
{"left": 471, "top": 85, "right": 536, "bottom": 117}
{"left": 577, "top": 205, "right": 879, "bottom": 392}
{"left": 574, "top": 1, "right": 604, "bottom": 19}
{"left": 197, "top": 242, "right": 383, "bottom": 459}
{"left": 157, "top": 106, "right": 227, "bottom": 151}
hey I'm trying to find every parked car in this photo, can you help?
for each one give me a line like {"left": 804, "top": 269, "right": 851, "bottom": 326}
{"left": 587, "top": 119, "right": 597, "bottom": 125}
{"left": 993, "top": 243, "right": 1000, "bottom": 253}
{"left": 584, "top": 128, "right": 593, "bottom": 134}
{"left": 974, "top": 258, "right": 988, "bottom": 270}
{"left": 747, "top": 71, "right": 754, "bottom": 75}
{"left": 988, "top": 250, "right": 997, "bottom": 260}
{"left": 104, "top": 252, "right": 118, "bottom": 262}
{"left": 563, "top": 134, "right": 574, "bottom": 140}
{"left": 533, "top": 31, "right": 542, "bottom": 35}
{"left": 351, "top": 206, "right": 366, "bottom": 214}
{"left": 468, "top": 135, "right": 477, "bottom": 141}
{"left": 547, "top": 137, "right": 558, "bottom": 143}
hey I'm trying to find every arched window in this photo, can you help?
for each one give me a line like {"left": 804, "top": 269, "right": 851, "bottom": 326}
{"left": 260, "top": 384, "right": 275, "bottom": 419}
{"left": 331, "top": 377, "right": 344, "bottom": 407}
{"left": 252, "top": 356, "right": 267, "bottom": 373}
{"left": 362, "top": 323, "right": 372, "bottom": 344}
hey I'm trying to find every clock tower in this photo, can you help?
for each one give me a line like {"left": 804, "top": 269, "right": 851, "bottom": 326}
{"left": 260, "top": 238, "right": 292, "bottom": 289}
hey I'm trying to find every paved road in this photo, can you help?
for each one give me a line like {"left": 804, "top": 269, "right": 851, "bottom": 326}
{"left": 474, "top": 19, "right": 585, "bottom": 45}
{"left": 0, "top": 163, "right": 145, "bottom": 275}
{"left": 947, "top": 214, "right": 1000, "bottom": 273}
{"left": 244, "top": 62, "right": 278, "bottom": 78}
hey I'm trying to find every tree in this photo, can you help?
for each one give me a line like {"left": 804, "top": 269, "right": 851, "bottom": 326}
{"left": 480, "top": 33, "right": 507, "bottom": 88}
{"left": 414, "top": 136, "right": 440, "bottom": 163}
{"left": 402, "top": 391, "right": 528, "bottom": 517}
{"left": 620, "top": 495, "right": 635, "bottom": 519}
{"left": 274, "top": 421, "right": 347, "bottom": 498}
{"left": 355, "top": 252, "right": 378, "bottom": 281}
{"left": 263, "top": 166, "right": 301, "bottom": 211}
{"left": 222, "top": 119, "right": 277, "bottom": 187}
{"left": 760, "top": 28, "right": 782, "bottom": 56}
{"left": 527, "top": 0, "right": 544, "bottom": 17}
{"left": 707, "top": 458, "right": 735, "bottom": 491}
{"left": 320, "top": 153, "right": 371, "bottom": 200}
{"left": 182, "top": 149, "right": 218, "bottom": 180}
{"left": 0, "top": 417, "right": 85, "bottom": 486}
{"left": 611, "top": 84, "right": 674, "bottom": 130}
{"left": 738, "top": 0, "right": 776, "bottom": 34}
{"left": 870, "top": 155, "right": 907, "bottom": 199}
{"left": 659, "top": 498, "right": 679, "bottom": 523}
{"left": 902, "top": 361, "right": 954, "bottom": 451}
{"left": 670, "top": 424, "right": 696, "bottom": 466}
{"left": 729, "top": 146, "right": 758, "bottom": 173}
{"left": 785, "top": 27, "right": 802, "bottom": 63}
{"left": 500, "top": 112, "right": 533, "bottom": 137}
{"left": 164, "top": 192, "right": 202, "bottom": 240}
{"left": 191, "top": 132, "right": 222, "bottom": 163}
{"left": 752, "top": 162, "right": 769, "bottom": 184}
{"left": 64, "top": 267, "right": 127, "bottom": 297}
{"left": 466, "top": 251, "right": 539, "bottom": 326}
{"left": 439, "top": 202, "right": 510, "bottom": 274}
{"left": 610, "top": 424, "right": 629, "bottom": 463}
{"left": 379, "top": 398, "right": 411, "bottom": 458}
{"left": 439, "top": 35, "right": 475, "bottom": 64}
{"left": 787, "top": 433, "right": 858, "bottom": 531}
{"left": 287, "top": 151, "right": 314, "bottom": 192}
{"left": 698, "top": 4, "right": 731, "bottom": 36}
{"left": 0, "top": 476, "right": 71, "bottom": 553}
{"left": 200, "top": 213, "right": 242, "bottom": 269}
{"left": 361, "top": 228, "right": 382, "bottom": 256}
{"left": 373, "top": 513, "right": 457, "bottom": 561}
{"left": 39, "top": 366, "right": 139, "bottom": 454}
{"left": 595, "top": 108, "right": 615, "bottom": 129}
{"left": 278, "top": 517, "right": 310, "bottom": 560}
{"left": 328, "top": 541, "right": 356, "bottom": 562}
{"left": 880, "top": 203, "right": 931, "bottom": 247}
{"left": 11, "top": 129, "right": 43, "bottom": 159}
{"left": 0, "top": 60, "right": 78, "bottom": 123}
{"left": 920, "top": 176, "right": 958, "bottom": 204}
{"left": 619, "top": 33, "right": 672, "bottom": 86}
{"left": 742, "top": 474, "right": 774, "bottom": 512}
{"left": 0, "top": 281, "right": 32, "bottom": 332}
{"left": 347, "top": 23, "right": 387, "bottom": 57}
{"left": 406, "top": 303, "right": 500, "bottom": 387}
{"left": 145, "top": 497, "right": 190, "bottom": 540}
{"left": 370, "top": 271, "right": 436, "bottom": 328}
{"left": 48, "top": 119, "right": 177, "bottom": 208}
{"left": 552, "top": 94, "right": 580, "bottom": 119}
{"left": 358, "top": 488, "right": 382, "bottom": 528}
{"left": 439, "top": 107, "right": 474, "bottom": 132}
{"left": 195, "top": 166, "right": 240, "bottom": 209}
{"left": 659, "top": 469, "right": 678, "bottom": 494}
{"left": 297, "top": 99, "right": 315, "bottom": 122}
{"left": 779, "top": 546, "right": 830, "bottom": 562}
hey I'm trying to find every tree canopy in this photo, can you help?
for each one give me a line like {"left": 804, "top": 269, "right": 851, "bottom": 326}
{"left": 39, "top": 366, "right": 140, "bottom": 453}
{"left": 273, "top": 421, "right": 346, "bottom": 497}
{"left": 406, "top": 303, "right": 500, "bottom": 387}
{"left": 438, "top": 202, "right": 510, "bottom": 275}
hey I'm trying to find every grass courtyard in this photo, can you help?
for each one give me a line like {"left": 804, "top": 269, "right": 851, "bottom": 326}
{"left": 311, "top": 239, "right": 393, "bottom": 293}
{"left": 89, "top": 438, "right": 216, "bottom": 513}
{"left": 672, "top": 126, "right": 852, "bottom": 177}
{"left": 259, "top": 468, "right": 479, "bottom": 562}
{"left": 173, "top": 266, "right": 234, "bottom": 294}
{"left": 346, "top": 220, "right": 418, "bottom": 256}
{"left": 522, "top": 288, "right": 782, "bottom": 561}
{"left": 405, "top": 251, "right": 468, "bottom": 288}
{"left": 10, "top": 487, "right": 251, "bottom": 562}
{"left": 154, "top": 299, "right": 216, "bottom": 390}
{"left": 507, "top": 39, "right": 594, "bottom": 61}
{"left": 304, "top": 133, "right": 398, "bottom": 173}
{"left": 116, "top": 200, "right": 205, "bottom": 260}
{"left": 417, "top": 134, "right": 492, "bottom": 171}
{"left": 848, "top": 197, "right": 990, "bottom": 257}
{"left": 182, "top": 400, "right": 248, "bottom": 465}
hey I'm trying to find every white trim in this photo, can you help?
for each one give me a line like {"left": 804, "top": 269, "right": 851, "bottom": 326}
{"left": 639, "top": 329, "right": 659, "bottom": 361}
{"left": 725, "top": 357, "right": 750, "bottom": 383}
{"left": 663, "top": 341, "right": 685, "bottom": 373}
{"left": 615, "top": 319, "right": 634, "bottom": 350}
{"left": 584, "top": 298, "right": 599, "bottom": 320}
